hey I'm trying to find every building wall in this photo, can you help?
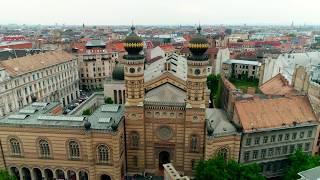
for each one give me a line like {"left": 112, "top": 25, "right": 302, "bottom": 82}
{"left": 259, "top": 56, "right": 281, "bottom": 85}
{"left": 104, "top": 81, "right": 125, "bottom": 104}
{"left": 239, "top": 126, "right": 317, "bottom": 178}
{"left": 0, "top": 59, "right": 80, "bottom": 117}
{"left": 231, "top": 63, "right": 260, "bottom": 79}
{"left": 205, "top": 134, "right": 241, "bottom": 161}
{"left": 214, "top": 48, "right": 230, "bottom": 75}
{"left": 144, "top": 106, "right": 186, "bottom": 173}
{"left": 0, "top": 43, "right": 33, "bottom": 49}
{"left": 77, "top": 51, "right": 117, "bottom": 90}
{"left": 0, "top": 123, "right": 125, "bottom": 180}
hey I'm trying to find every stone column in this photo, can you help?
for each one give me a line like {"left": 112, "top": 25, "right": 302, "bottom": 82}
{"left": 76, "top": 171, "right": 79, "bottom": 180}
{"left": 53, "top": 170, "right": 57, "bottom": 180}
{"left": 19, "top": 168, "right": 23, "bottom": 180}
{"left": 64, "top": 170, "right": 68, "bottom": 180}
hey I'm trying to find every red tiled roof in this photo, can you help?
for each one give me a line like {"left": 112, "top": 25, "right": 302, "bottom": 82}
{"left": 259, "top": 74, "right": 296, "bottom": 96}
{"left": 107, "top": 42, "right": 125, "bottom": 52}
{"left": 71, "top": 42, "right": 86, "bottom": 53}
{"left": 235, "top": 96, "right": 317, "bottom": 132}
{"left": 159, "top": 44, "right": 175, "bottom": 52}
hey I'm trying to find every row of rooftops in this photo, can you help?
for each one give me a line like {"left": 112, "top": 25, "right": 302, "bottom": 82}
{"left": 0, "top": 102, "right": 124, "bottom": 132}
{"left": 0, "top": 50, "right": 73, "bottom": 77}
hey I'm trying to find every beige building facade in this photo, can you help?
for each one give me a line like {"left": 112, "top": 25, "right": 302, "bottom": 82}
{"left": 0, "top": 102, "right": 125, "bottom": 180}
{"left": 0, "top": 50, "right": 80, "bottom": 117}
{"left": 123, "top": 26, "right": 240, "bottom": 177}
{"left": 0, "top": 27, "right": 242, "bottom": 180}
{"left": 76, "top": 40, "right": 118, "bottom": 90}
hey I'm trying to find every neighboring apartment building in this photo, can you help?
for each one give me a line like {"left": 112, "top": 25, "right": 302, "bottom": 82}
{"left": 292, "top": 65, "right": 320, "bottom": 154}
{"left": 222, "top": 59, "right": 261, "bottom": 79}
{"left": 0, "top": 50, "right": 80, "bottom": 117}
{"left": 0, "top": 102, "right": 125, "bottom": 180}
{"left": 259, "top": 51, "right": 320, "bottom": 85}
{"left": 234, "top": 96, "right": 318, "bottom": 178}
{"left": 76, "top": 39, "right": 118, "bottom": 90}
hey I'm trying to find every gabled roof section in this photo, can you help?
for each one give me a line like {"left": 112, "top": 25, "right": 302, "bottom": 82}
{"left": 145, "top": 71, "right": 186, "bottom": 92}
{"left": 145, "top": 83, "right": 186, "bottom": 106}
{"left": 206, "top": 109, "right": 238, "bottom": 136}
{"left": 259, "top": 73, "right": 296, "bottom": 96}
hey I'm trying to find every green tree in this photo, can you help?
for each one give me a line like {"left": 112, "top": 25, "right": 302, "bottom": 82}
{"left": 195, "top": 155, "right": 265, "bottom": 180}
{"left": 105, "top": 97, "right": 113, "bottom": 104}
{"left": 207, "top": 74, "right": 222, "bottom": 108}
{"left": 0, "top": 170, "right": 16, "bottom": 180}
{"left": 284, "top": 150, "right": 320, "bottom": 180}
{"left": 82, "top": 108, "right": 92, "bottom": 116}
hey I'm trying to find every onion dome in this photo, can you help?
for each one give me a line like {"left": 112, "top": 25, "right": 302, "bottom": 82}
{"left": 112, "top": 64, "right": 124, "bottom": 80}
{"left": 188, "top": 26, "right": 209, "bottom": 59}
{"left": 124, "top": 26, "right": 144, "bottom": 55}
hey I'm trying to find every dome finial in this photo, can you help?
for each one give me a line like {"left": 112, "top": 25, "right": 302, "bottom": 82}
{"left": 131, "top": 25, "right": 135, "bottom": 32}
{"left": 131, "top": 20, "right": 135, "bottom": 32}
{"left": 197, "top": 23, "right": 202, "bottom": 34}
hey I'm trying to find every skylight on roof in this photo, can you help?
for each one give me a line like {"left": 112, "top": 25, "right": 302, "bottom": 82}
{"left": 101, "top": 105, "right": 120, "bottom": 112}
{"left": 98, "top": 117, "right": 112, "bottom": 123}
{"left": 19, "top": 109, "right": 37, "bottom": 114}
{"left": 32, "top": 102, "right": 49, "bottom": 108}
{"left": 8, "top": 114, "right": 29, "bottom": 120}
{"left": 38, "top": 115, "right": 84, "bottom": 122}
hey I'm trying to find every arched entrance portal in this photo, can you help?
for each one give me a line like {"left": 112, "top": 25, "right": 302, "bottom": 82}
{"left": 101, "top": 174, "right": 111, "bottom": 180}
{"left": 159, "top": 151, "right": 170, "bottom": 169}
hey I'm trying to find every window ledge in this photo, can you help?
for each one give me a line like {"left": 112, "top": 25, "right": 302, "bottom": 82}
{"left": 10, "top": 155, "right": 23, "bottom": 158}
{"left": 39, "top": 157, "right": 53, "bottom": 160}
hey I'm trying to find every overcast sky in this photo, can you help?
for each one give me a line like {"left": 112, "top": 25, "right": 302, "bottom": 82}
{"left": 1, "top": 0, "right": 319, "bottom": 25}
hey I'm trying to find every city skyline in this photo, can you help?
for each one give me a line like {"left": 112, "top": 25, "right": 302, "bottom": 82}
{"left": 1, "top": 0, "right": 320, "bottom": 26}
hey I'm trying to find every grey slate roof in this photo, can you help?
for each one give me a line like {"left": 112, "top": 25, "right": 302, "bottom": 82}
{"left": 206, "top": 108, "right": 238, "bottom": 137}
{"left": 298, "top": 166, "right": 320, "bottom": 180}
{"left": 87, "top": 104, "right": 124, "bottom": 130}
{"left": 0, "top": 102, "right": 124, "bottom": 132}
{"left": 144, "top": 83, "right": 186, "bottom": 106}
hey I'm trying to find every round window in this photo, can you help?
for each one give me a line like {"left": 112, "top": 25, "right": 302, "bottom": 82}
{"left": 129, "top": 68, "right": 135, "bottom": 73}
{"left": 137, "top": 67, "right": 142, "bottom": 72}
{"left": 157, "top": 126, "right": 173, "bottom": 140}
{"left": 194, "top": 69, "right": 201, "bottom": 75}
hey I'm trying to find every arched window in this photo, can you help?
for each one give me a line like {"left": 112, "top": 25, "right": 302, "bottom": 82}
{"left": 131, "top": 132, "right": 139, "bottom": 148}
{"left": 39, "top": 139, "right": 51, "bottom": 158}
{"left": 217, "top": 148, "right": 229, "bottom": 160}
{"left": 69, "top": 141, "right": 80, "bottom": 159}
{"left": 10, "top": 138, "right": 21, "bottom": 156}
{"left": 97, "top": 145, "right": 110, "bottom": 163}
{"left": 190, "top": 135, "right": 198, "bottom": 152}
